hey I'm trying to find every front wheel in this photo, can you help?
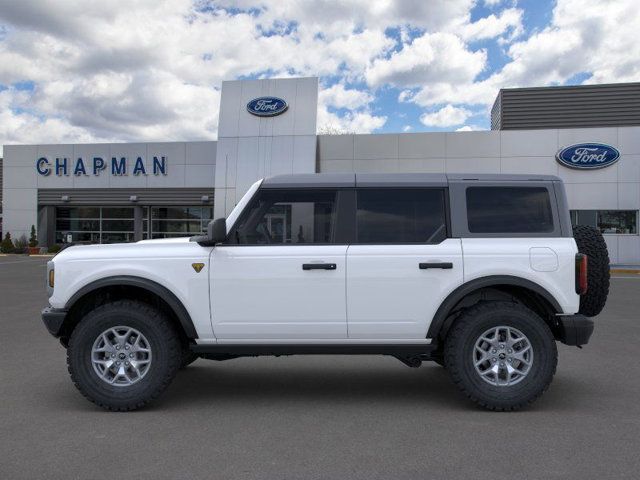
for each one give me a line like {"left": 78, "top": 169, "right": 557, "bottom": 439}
{"left": 444, "top": 301, "right": 557, "bottom": 411}
{"left": 67, "top": 300, "right": 182, "bottom": 411}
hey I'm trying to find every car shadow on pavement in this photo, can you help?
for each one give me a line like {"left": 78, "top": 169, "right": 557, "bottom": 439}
{"left": 157, "top": 360, "right": 478, "bottom": 410}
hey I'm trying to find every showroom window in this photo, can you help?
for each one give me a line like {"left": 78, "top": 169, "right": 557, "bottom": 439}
{"left": 230, "top": 189, "right": 337, "bottom": 245}
{"left": 466, "top": 187, "right": 554, "bottom": 234}
{"left": 356, "top": 188, "right": 447, "bottom": 243}
{"left": 56, "top": 207, "right": 135, "bottom": 244}
{"left": 144, "top": 206, "right": 213, "bottom": 239}
{"left": 570, "top": 210, "right": 638, "bottom": 234}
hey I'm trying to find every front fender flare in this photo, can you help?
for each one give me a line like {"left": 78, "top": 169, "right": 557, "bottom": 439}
{"left": 65, "top": 275, "right": 198, "bottom": 339}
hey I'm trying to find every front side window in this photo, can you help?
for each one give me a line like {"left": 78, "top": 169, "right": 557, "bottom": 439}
{"left": 230, "top": 189, "right": 337, "bottom": 245}
{"left": 356, "top": 188, "right": 447, "bottom": 243}
{"left": 466, "top": 187, "right": 554, "bottom": 234}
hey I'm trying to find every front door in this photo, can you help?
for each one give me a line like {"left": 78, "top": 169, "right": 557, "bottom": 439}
{"left": 346, "top": 188, "right": 464, "bottom": 339}
{"left": 210, "top": 188, "right": 348, "bottom": 340}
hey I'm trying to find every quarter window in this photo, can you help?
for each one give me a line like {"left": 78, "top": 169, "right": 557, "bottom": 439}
{"left": 356, "top": 189, "right": 447, "bottom": 244}
{"left": 230, "top": 189, "right": 337, "bottom": 245}
{"left": 466, "top": 187, "right": 554, "bottom": 234}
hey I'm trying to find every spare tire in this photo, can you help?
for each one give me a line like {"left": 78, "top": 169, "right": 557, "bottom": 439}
{"left": 572, "top": 225, "right": 610, "bottom": 316}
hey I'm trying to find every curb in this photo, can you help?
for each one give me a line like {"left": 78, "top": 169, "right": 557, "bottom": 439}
{"left": 610, "top": 269, "right": 640, "bottom": 274}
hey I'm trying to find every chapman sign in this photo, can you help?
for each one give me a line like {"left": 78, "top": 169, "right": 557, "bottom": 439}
{"left": 246, "top": 96, "right": 288, "bottom": 117}
{"left": 556, "top": 143, "right": 620, "bottom": 170}
{"left": 36, "top": 156, "right": 168, "bottom": 177}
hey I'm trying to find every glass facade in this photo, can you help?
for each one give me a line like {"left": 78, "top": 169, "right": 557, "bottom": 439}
{"left": 55, "top": 205, "right": 213, "bottom": 244}
{"left": 570, "top": 210, "right": 638, "bottom": 234}
{"left": 56, "top": 207, "right": 135, "bottom": 244}
{"left": 144, "top": 206, "right": 213, "bottom": 239}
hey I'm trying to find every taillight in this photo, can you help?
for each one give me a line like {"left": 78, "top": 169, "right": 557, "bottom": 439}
{"left": 575, "top": 253, "right": 588, "bottom": 295}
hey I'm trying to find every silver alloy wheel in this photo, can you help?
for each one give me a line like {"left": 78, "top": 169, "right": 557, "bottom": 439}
{"left": 473, "top": 326, "right": 533, "bottom": 387}
{"left": 91, "top": 326, "right": 152, "bottom": 387}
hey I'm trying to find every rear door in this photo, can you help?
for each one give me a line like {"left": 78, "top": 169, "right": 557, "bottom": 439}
{"left": 346, "top": 188, "right": 463, "bottom": 339}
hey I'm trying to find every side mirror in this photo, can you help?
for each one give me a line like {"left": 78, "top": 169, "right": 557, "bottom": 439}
{"left": 208, "top": 218, "right": 227, "bottom": 244}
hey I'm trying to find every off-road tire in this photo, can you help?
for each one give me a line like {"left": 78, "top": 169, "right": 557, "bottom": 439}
{"left": 67, "top": 300, "right": 182, "bottom": 411}
{"left": 572, "top": 224, "right": 610, "bottom": 317}
{"left": 444, "top": 301, "right": 557, "bottom": 411}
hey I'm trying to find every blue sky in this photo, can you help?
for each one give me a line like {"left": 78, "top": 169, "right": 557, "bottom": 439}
{"left": 0, "top": 0, "right": 638, "bottom": 152}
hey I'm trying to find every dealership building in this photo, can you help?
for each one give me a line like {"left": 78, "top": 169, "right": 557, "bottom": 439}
{"left": 1, "top": 78, "right": 640, "bottom": 263}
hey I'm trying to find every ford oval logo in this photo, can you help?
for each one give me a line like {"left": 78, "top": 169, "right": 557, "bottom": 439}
{"left": 247, "top": 97, "right": 288, "bottom": 117}
{"left": 556, "top": 143, "right": 620, "bottom": 170}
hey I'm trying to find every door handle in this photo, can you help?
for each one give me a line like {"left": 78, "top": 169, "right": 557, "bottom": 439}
{"left": 419, "top": 262, "right": 453, "bottom": 270}
{"left": 302, "top": 263, "right": 337, "bottom": 271}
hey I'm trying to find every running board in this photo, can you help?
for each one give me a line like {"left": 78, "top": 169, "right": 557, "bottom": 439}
{"left": 190, "top": 343, "right": 437, "bottom": 357}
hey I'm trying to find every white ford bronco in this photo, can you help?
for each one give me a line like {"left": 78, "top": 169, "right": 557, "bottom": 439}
{"left": 42, "top": 173, "right": 609, "bottom": 411}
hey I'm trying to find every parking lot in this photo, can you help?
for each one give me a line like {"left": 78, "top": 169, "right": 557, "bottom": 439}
{"left": 1, "top": 255, "right": 639, "bottom": 479}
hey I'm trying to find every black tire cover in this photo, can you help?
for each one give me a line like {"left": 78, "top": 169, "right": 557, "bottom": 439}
{"left": 572, "top": 225, "right": 610, "bottom": 317}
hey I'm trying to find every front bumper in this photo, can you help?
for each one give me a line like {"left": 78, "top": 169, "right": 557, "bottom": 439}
{"left": 557, "top": 314, "right": 594, "bottom": 346}
{"left": 42, "top": 307, "right": 68, "bottom": 337}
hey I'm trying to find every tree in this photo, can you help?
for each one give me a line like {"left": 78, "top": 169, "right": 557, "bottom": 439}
{"left": 29, "top": 225, "right": 38, "bottom": 248}
{"left": 1, "top": 232, "right": 15, "bottom": 253}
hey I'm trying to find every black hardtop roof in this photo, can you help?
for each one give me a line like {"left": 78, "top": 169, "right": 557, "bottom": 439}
{"left": 261, "top": 173, "right": 561, "bottom": 188}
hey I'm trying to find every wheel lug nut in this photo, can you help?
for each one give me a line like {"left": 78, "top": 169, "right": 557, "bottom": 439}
{"left": 507, "top": 349, "right": 512, "bottom": 353}
{"left": 492, "top": 357, "right": 497, "bottom": 362}
{"left": 115, "top": 345, "right": 120, "bottom": 350}
{"left": 500, "top": 362, "right": 505, "bottom": 366}
{"left": 125, "top": 361, "right": 129, "bottom": 366}
{"left": 129, "top": 353, "right": 134, "bottom": 358}
{"left": 111, "top": 353, "right": 115, "bottom": 358}
{"left": 116, "top": 361, "right": 121, "bottom": 365}
{"left": 125, "top": 345, "right": 129, "bottom": 350}
{"left": 507, "top": 358, "right": 512, "bottom": 362}
{"left": 491, "top": 349, "right": 497, "bottom": 354}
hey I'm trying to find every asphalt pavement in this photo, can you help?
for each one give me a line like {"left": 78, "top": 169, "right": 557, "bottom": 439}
{"left": 1, "top": 255, "right": 639, "bottom": 479}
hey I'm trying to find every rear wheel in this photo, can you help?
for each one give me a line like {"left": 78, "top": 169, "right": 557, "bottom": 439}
{"left": 444, "top": 301, "right": 557, "bottom": 411}
{"left": 67, "top": 300, "right": 182, "bottom": 411}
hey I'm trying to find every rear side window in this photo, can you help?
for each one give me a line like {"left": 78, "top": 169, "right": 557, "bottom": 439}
{"left": 356, "top": 188, "right": 447, "bottom": 243}
{"left": 466, "top": 187, "right": 554, "bottom": 233}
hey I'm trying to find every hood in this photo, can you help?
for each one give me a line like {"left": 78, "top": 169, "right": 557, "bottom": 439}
{"left": 52, "top": 236, "right": 203, "bottom": 262}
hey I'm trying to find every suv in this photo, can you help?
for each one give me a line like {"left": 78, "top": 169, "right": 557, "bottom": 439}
{"left": 42, "top": 173, "right": 609, "bottom": 411}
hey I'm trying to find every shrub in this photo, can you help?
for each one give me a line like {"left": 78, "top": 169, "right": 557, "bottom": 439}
{"left": 29, "top": 225, "right": 38, "bottom": 248}
{"left": 1, "top": 233, "right": 15, "bottom": 253}
{"left": 14, "top": 234, "right": 28, "bottom": 254}
{"left": 48, "top": 244, "right": 62, "bottom": 254}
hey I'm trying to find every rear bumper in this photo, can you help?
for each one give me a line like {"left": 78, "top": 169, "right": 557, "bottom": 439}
{"left": 557, "top": 314, "right": 594, "bottom": 346}
{"left": 42, "top": 307, "right": 68, "bottom": 337}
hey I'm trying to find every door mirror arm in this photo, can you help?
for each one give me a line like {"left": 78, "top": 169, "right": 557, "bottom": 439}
{"left": 191, "top": 218, "right": 227, "bottom": 246}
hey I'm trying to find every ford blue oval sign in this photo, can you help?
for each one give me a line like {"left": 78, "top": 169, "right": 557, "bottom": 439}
{"left": 556, "top": 143, "right": 620, "bottom": 170}
{"left": 247, "top": 97, "right": 288, "bottom": 117}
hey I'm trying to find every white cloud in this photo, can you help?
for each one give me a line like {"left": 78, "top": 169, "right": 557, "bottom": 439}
{"left": 457, "top": 8, "right": 523, "bottom": 41}
{"left": 456, "top": 124, "right": 483, "bottom": 131}
{"left": 420, "top": 105, "right": 472, "bottom": 127}
{"left": 402, "top": 125, "right": 412, "bottom": 132}
{"left": 319, "top": 83, "right": 373, "bottom": 110}
{"left": 317, "top": 107, "right": 386, "bottom": 134}
{"left": 403, "top": 0, "right": 640, "bottom": 111}
{"left": 366, "top": 32, "right": 486, "bottom": 88}
{"left": 0, "top": 0, "right": 639, "bottom": 149}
